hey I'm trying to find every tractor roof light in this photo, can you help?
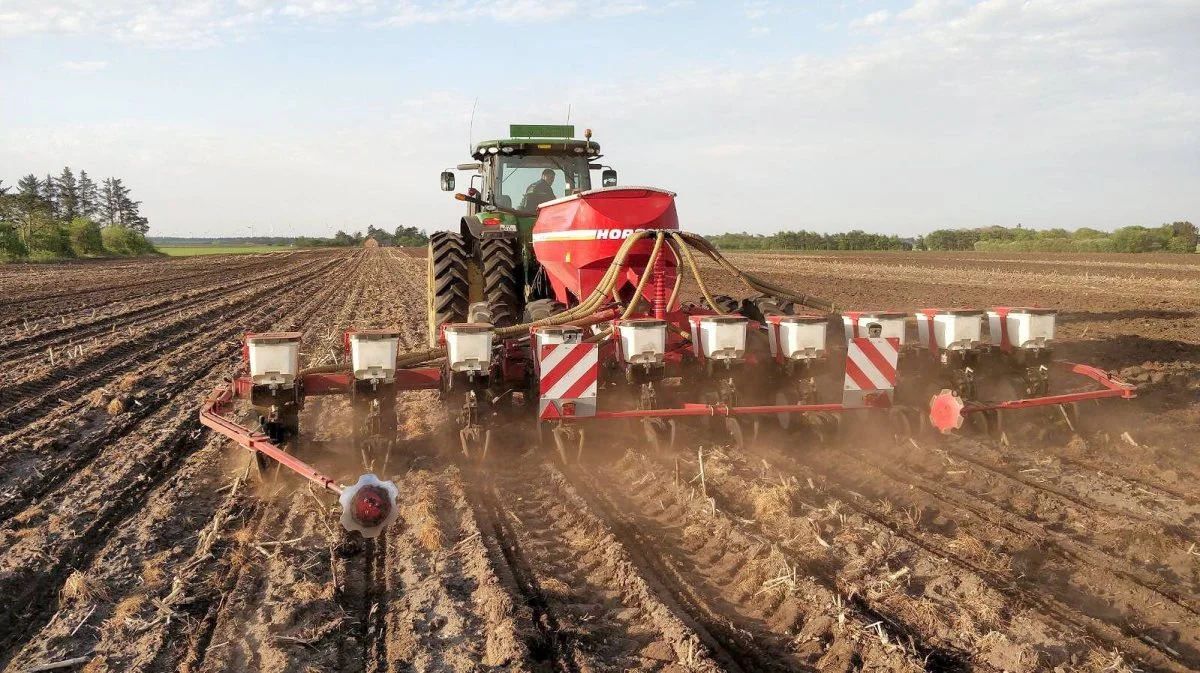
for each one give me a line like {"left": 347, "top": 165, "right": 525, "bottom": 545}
{"left": 488, "top": 147, "right": 499, "bottom": 154}
{"left": 501, "top": 146, "right": 514, "bottom": 153}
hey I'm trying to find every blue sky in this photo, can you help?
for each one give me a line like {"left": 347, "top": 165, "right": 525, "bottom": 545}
{"left": 1, "top": 0, "right": 1197, "bottom": 238}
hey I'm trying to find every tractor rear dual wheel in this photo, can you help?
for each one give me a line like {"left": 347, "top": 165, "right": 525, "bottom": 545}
{"left": 428, "top": 232, "right": 471, "bottom": 347}
{"left": 479, "top": 237, "right": 522, "bottom": 328}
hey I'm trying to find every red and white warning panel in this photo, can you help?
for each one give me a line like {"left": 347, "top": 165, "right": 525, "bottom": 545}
{"left": 538, "top": 342, "right": 598, "bottom": 420}
{"left": 842, "top": 337, "right": 900, "bottom": 408}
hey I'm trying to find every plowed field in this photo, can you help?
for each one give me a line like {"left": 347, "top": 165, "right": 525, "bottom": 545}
{"left": 1, "top": 248, "right": 1198, "bottom": 673}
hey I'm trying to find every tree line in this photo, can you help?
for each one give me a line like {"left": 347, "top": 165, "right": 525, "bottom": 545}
{"left": 709, "top": 222, "right": 1197, "bottom": 253}
{"left": 709, "top": 230, "right": 916, "bottom": 251}
{"left": 295, "top": 225, "right": 429, "bottom": 248}
{"left": 1, "top": 168, "right": 156, "bottom": 261}
{"left": 922, "top": 223, "right": 1197, "bottom": 253}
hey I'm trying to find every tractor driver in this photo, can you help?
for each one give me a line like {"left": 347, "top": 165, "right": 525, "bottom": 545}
{"left": 521, "top": 169, "right": 558, "bottom": 211}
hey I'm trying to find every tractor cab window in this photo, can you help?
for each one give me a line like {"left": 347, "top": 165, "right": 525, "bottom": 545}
{"left": 494, "top": 154, "right": 591, "bottom": 212}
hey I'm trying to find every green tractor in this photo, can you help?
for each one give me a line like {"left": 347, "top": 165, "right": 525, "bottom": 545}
{"left": 428, "top": 124, "right": 617, "bottom": 346}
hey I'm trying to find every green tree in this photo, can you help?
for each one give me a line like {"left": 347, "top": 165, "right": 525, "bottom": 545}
{"left": 100, "top": 177, "right": 127, "bottom": 227}
{"left": 366, "top": 224, "right": 393, "bottom": 246}
{"left": 56, "top": 167, "right": 80, "bottom": 222}
{"left": 119, "top": 192, "right": 149, "bottom": 233}
{"left": 101, "top": 225, "right": 156, "bottom": 255}
{"left": 1168, "top": 221, "right": 1197, "bottom": 252}
{"left": 13, "top": 174, "right": 49, "bottom": 247}
{"left": 42, "top": 173, "right": 59, "bottom": 219}
{"left": 68, "top": 217, "right": 104, "bottom": 256}
{"left": 392, "top": 225, "right": 428, "bottom": 246}
{"left": 1111, "top": 226, "right": 1159, "bottom": 253}
{"left": 77, "top": 171, "right": 99, "bottom": 218}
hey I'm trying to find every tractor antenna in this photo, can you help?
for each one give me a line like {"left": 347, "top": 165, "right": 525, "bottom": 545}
{"left": 565, "top": 104, "right": 571, "bottom": 129}
{"left": 468, "top": 97, "right": 478, "bottom": 153}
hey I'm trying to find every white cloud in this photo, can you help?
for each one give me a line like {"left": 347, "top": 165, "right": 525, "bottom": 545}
{"left": 0, "top": 0, "right": 633, "bottom": 44}
{"left": 3, "top": 0, "right": 1197, "bottom": 237}
{"left": 744, "top": 1, "right": 772, "bottom": 20}
{"left": 850, "top": 9, "right": 890, "bottom": 29}
{"left": 593, "top": 1, "right": 648, "bottom": 18}
{"left": 61, "top": 59, "right": 110, "bottom": 72}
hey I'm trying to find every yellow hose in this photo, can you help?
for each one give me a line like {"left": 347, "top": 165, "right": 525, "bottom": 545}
{"left": 665, "top": 239, "right": 683, "bottom": 311}
{"left": 394, "top": 228, "right": 834, "bottom": 369}
{"left": 676, "top": 232, "right": 835, "bottom": 313}
{"left": 621, "top": 232, "right": 665, "bottom": 321}
{"left": 586, "top": 231, "right": 669, "bottom": 343}
{"left": 493, "top": 229, "right": 655, "bottom": 337}
{"left": 670, "top": 232, "right": 727, "bottom": 314}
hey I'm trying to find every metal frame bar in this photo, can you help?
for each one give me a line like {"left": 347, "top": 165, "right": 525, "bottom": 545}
{"left": 961, "top": 361, "right": 1136, "bottom": 414}
{"left": 199, "top": 382, "right": 343, "bottom": 494}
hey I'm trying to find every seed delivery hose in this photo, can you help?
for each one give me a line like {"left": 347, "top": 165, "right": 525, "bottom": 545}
{"left": 385, "top": 230, "right": 656, "bottom": 370}
{"left": 310, "top": 229, "right": 836, "bottom": 375}
{"left": 675, "top": 231, "right": 836, "bottom": 313}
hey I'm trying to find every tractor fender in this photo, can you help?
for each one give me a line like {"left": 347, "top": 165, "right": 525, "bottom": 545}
{"left": 461, "top": 214, "right": 519, "bottom": 243}
{"left": 460, "top": 216, "right": 480, "bottom": 242}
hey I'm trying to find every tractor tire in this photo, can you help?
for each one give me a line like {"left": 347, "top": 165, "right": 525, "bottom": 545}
{"left": 701, "top": 294, "right": 739, "bottom": 315}
{"left": 480, "top": 237, "right": 522, "bottom": 328}
{"left": 428, "top": 232, "right": 471, "bottom": 347}
{"left": 521, "top": 298, "right": 567, "bottom": 324}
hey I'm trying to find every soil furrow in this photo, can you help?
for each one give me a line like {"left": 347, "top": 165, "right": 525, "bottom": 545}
{"left": 556, "top": 447, "right": 933, "bottom": 672}
{"left": 465, "top": 458, "right": 729, "bottom": 672}
{"left": 0, "top": 253, "right": 349, "bottom": 430}
{"left": 0, "top": 254, "right": 314, "bottom": 362}
{"left": 0, "top": 254, "right": 359, "bottom": 523}
{"left": 0, "top": 252, "right": 362, "bottom": 666}
{"left": 752, "top": 433, "right": 1194, "bottom": 671}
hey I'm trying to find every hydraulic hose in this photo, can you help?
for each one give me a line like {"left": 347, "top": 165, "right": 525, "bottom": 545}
{"left": 492, "top": 229, "right": 654, "bottom": 337}
{"left": 586, "top": 231, "right": 672, "bottom": 343}
{"left": 665, "top": 239, "right": 684, "bottom": 312}
{"left": 676, "top": 231, "right": 835, "bottom": 313}
{"left": 670, "top": 232, "right": 727, "bottom": 315}
{"left": 395, "top": 230, "right": 658, "bottom": 367}
{"left": 395, "top": 228, "right": 834, "bottom": 370}
{"left": 621, "top": 231, "right": 665, "bottom": 321}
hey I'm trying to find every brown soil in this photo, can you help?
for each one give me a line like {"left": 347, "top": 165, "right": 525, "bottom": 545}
{"left": 1, "top": 248, "right": 1197, "bottom": 672}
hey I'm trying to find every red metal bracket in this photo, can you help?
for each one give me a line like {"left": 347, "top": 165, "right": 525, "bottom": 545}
{"left": 199, "top": 382, "right": 343, "bottom": 495}
{"left": 928, "top": 360, "right": 1136, "bottom": 432}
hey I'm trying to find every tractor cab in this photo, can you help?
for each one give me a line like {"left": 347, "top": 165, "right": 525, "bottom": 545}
{"left": 440, "top": 124, "right": 615, "bottom": 243}
{"left": 430, "top": 124, "right": 621, "bottom": 341}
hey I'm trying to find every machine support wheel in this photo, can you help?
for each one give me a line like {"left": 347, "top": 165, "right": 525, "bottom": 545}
{"left": 479, "top": 237, "right": 522, "bottom": 328}
{"left": 428, "top": 232, "right": 471, "bottom": 347}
